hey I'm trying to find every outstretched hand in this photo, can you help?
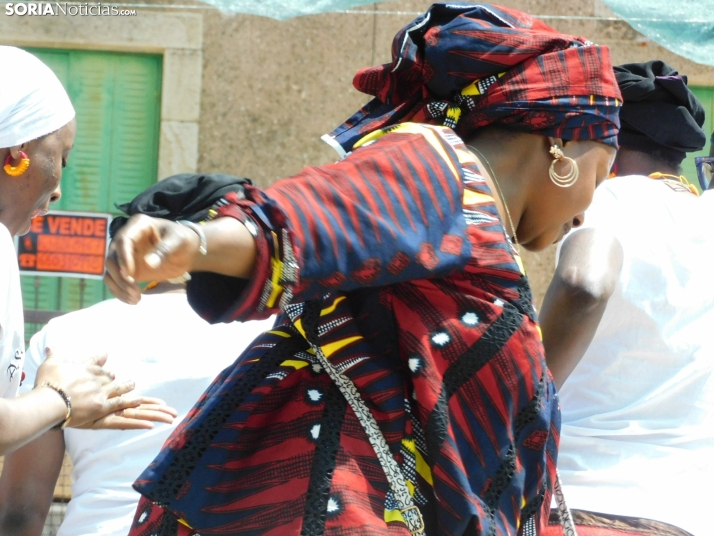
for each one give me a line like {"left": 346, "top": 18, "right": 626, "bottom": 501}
{"left": 104, "top": 214, "right": 201, "bottom": 304}
{"left": 75, "top": 396, "right": 178, "bottom": 430}
{"left": 36, "top": 350, "right": 178, "bottom": 430}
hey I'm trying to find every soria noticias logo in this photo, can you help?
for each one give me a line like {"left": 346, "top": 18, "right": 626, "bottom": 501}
{"left": 4, "top": 3, "right": 137, "bottom": 16}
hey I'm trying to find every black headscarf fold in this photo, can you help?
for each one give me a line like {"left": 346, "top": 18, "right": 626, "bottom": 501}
{"left": 615, "top": 61, "right": 706, "bottom": 163}
{"left": 109, "top": 173, "right": 251, "bottom": 237}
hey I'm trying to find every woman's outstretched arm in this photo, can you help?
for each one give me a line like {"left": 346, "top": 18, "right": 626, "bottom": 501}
{"left": 105, "top": 127, "right": 473, "bottom": 322}
{"left": 0, "top": 350, "right": 177, "bottom": 455}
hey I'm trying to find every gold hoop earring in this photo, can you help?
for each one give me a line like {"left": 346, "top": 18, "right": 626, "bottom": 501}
{"left": 549, "top": 144, "right": 579, "bottom": 188}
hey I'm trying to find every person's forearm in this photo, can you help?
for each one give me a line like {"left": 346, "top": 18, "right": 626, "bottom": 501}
{"left": 188, "top": 217, "right": 257, "bottom": 278}
{"left": 0, "top": 388, "right": 66, "bottom": 455}
{"left": 0, "top": 429, "right": 65, "bottom": 535}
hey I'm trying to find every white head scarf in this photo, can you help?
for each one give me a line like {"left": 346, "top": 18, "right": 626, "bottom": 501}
{"left": 0, "top": 46, "right": 75, "bottom": 149}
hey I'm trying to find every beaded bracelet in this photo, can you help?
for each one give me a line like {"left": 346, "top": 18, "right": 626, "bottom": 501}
{"left": 37, "top": 382, "right": 72, "bottom": 430}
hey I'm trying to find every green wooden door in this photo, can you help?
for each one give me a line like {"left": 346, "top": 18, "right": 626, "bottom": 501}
{"left": 21, "top": 49, "right": 162, "bottom": 340}
{"left": 681, "top": 87, "right": 713, "bottom": 191}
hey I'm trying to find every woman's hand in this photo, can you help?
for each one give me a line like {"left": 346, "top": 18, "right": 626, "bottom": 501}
{"left": 35, "top": 349, "right": 177, "bottom": 430}
{"left": 105, "top": 215, "right": 258, "bottom": 304}
{"left": 74, "top": 396, "right": 177, "bottom": 430}
{"left": 105, "top": 215, "right": 201, "bottom": 304}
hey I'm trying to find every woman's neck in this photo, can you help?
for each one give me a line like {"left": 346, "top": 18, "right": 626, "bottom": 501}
{"left": 615, "top": 148, "right": 681, "bottom": 177}
{"left": 466, "top": 131, "right": 541, "bottom": 242}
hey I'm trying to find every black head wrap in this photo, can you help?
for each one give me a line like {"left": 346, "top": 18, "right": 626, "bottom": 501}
{"left": 615, "top": 61, "right": 706, "bottom": 164}
{"left": 109, "top": 173, "right": 251, "bottom": 237}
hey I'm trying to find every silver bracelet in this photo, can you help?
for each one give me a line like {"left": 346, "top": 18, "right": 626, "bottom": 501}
{"left": 178, "top": 220, "right": 207, "bottom": 256}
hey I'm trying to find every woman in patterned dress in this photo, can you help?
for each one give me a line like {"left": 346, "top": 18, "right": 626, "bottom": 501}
{"left": 106, "top": 4, "right": 621, "bottom": 536}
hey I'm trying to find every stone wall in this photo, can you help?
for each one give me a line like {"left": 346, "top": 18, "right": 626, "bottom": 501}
{"left": 196, "top": 0, "right": 714, "bottom": 306}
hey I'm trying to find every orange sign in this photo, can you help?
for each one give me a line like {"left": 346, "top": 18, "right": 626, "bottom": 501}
{"left": 18, "top": 211, "right": 112, "bottom": 279}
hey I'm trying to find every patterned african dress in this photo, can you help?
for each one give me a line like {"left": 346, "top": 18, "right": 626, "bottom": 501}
{"left": 128, "top": 124, "right": 560, "bottom": 536}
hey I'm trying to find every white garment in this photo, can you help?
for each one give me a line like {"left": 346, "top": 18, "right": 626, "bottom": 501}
{"left": 0, "top": 46, "right": 75, "bottom": 148}
{"left": 20, "top": 293, "right": 275, "bottom": 536}
{"left": 556, "top": 176, "right": 714, "bottom": 536}
{"left": 0, "top": 221, "right": 25, "bottom": 398}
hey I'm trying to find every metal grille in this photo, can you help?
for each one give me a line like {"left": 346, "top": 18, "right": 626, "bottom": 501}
{"left": 43, "top": 502, "right": 68, "bottom": 536}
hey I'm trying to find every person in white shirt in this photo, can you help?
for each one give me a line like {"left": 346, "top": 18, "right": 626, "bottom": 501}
{"left": 540, "top": 61, "right": 710, "bottom": 536}
{"left": 0, "top": 45, "right": 175, "bottom": 456}
{"left": 0, "top": 285, "right": 274, "bottom": 536}
{"left": 0, "top": 173, "right": 270, "bottom": 536}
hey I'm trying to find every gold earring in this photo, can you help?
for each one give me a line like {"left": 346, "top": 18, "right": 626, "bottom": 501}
{"left": 549, "top": 144, "right": 578, "bottom": 187}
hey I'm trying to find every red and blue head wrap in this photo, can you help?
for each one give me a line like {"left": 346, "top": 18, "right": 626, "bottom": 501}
{"left": 327, "top": 3, "right": 622, "bottom": 153}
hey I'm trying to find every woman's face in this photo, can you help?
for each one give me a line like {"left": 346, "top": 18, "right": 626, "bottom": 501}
{"left": 518, "top": 139, "right": 616, "bottom": 251}
{"left": 0, "top": 119, "right": 76, "bottom": 236}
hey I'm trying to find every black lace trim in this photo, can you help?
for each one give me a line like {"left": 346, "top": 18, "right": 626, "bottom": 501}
{"left": 516, "top": 377, "right": 549, "bottom": 532}
{"left": 300, "top": 381, "right": 348, "bottom": 535}
{"left": 483, "top": 443, "right": 517, "bottom": 510}
{"left": 519, "top": 479, "right": 547, "bottom": 530}
{"left": 148, "top": 334, "right": 308, "bottom": 507}
{"left": 425, "top": 304, "right": 522, "bottom": 461}
{"left": 481, "top": 377, "right": 547, "bottom": 530}
{"left": 130, "top": 504, "right": 182, "bottom": 536}
{"left": 514, "top": 375, "right": 546, "bottom": 436}
{"left": 516, "top": 276, "right": 537, "bottom": 323}
{"left": 157, "top": 513, "right": 181, "bottom": 536}
{"left": 300, "top": 300, "right": 322, "bottom": 344}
